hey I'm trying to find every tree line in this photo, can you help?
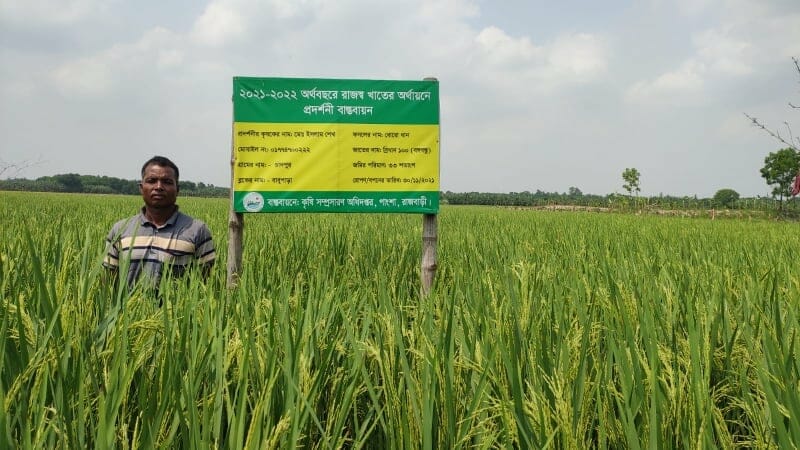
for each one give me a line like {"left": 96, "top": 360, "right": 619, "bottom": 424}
{"left": 0, "top": 172, "right": 794, "bottom": 213}
{"left": 440, "top": 189, "right": 791, "bottom": 211}
{"left": 0, "top": 174, "right": 229, "bottom": 197}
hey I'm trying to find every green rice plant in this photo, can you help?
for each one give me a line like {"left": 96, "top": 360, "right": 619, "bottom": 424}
{"left": 1, "top": 192, "right": 799, "bottom": 449}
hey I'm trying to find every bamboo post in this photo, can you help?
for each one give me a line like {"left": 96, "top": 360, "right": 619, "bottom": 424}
{"left": 227, "top": 209, "right": 243, "bottom": 288}
{"left": 420, "top": 76, "right": 439, "bottom": 296}
{"left": 421, "top": 213, "right": 438, "bottom": 296}
{"left": 227, "top": 120, "right": 244, "bottom": 288}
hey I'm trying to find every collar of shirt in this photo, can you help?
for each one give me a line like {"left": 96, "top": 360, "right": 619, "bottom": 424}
{"left": 138, "top": 206, "right": 181, "bottom": 229}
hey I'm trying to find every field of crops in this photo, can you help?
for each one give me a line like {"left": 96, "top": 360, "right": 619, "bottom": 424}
{"left": 1, "top": 191, "right": 799, "bottom": 449}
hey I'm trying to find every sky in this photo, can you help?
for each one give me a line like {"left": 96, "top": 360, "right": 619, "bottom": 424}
{"left": 1, "top": 0, "right": 799, "bottom": 197}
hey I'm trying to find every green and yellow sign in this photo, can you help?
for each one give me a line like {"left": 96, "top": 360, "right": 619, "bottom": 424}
{"left": 232, "top": 77, "right": 440, "bottom": 213}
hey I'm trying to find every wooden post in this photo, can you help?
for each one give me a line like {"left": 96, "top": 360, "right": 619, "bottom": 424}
{"left": 420, "top": 76, "right": 439, "bottom": 297}
{"left": 421, "top": 213, "right": 438, "bottom": 296}
{"left": 227, "top": 121, "right": 244, "bottom": 288}
{"left": 227, "top": 209, "right": 243, "bottom": 288}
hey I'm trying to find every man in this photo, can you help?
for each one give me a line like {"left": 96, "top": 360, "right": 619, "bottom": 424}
{"left": 103, "top": 156, "right": 216, "bottom": 292}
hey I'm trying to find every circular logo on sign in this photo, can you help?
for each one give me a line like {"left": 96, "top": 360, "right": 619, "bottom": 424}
{"left": 242, "top": 192, "right": 264, "bottom": 212}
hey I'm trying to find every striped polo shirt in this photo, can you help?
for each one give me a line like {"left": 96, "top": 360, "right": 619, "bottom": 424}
{"left": 103, "top": 207, "right": 216, "bottom": 290}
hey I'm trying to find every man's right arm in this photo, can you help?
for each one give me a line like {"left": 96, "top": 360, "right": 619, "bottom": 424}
{"left": 102, "top": 225, "right": 121, "bottom": 291}
{"left": 195, "top": 223, "right": 216, "bottom": 283}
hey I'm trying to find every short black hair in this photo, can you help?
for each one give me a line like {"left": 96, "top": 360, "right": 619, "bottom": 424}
{"left": 141, "top": 156, "right": 180, "bottom": 181}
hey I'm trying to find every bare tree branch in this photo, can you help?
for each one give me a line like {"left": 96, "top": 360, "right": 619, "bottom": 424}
{"left": 791, "top": 56, "right": 800, "bottom": 109}
{"left": 794, "top": 56, "right": 800, "bottom": 78}
{"left": 744, "top": 113, "right": 799, "bottom": 151}
{"left": 745, "top": 57, "right": 800, "bottom": 151}
{"left": 0, "top": 157, "right": 44, "bottom": 179}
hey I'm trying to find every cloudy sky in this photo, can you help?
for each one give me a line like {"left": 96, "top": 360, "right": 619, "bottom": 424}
{"left": 1, "top": 0, "right": 799, "bottom": 197}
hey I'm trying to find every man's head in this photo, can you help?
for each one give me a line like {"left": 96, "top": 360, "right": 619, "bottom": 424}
{"left": 140, "top": 156, "right": 180, "bottom": 210}
{"left": 141, "top": 156, "right": 179, "bottom": 183}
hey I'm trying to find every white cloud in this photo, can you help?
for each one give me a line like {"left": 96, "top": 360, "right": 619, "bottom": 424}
{"left": 693, "top": 28, "right": 753, "bottom": 76}
{"left": 418, "top": 0, "right": 480, "bottom": 21}
{"left": 671, "top": 0, "right": 793, "bottom": 20}
{"left": 0, "top": 0, "right": 113, "bottom": 25}
{"left": 48, "top": 27, "right": 184, "bottom": 96}
{"left": 190, "top": 1, "right": 246, "bottom": 47}
{"left": 157, "top": 48, "right": 184, "bottom": 69}
{"left": 548, "top": 33, "right": 609, "bottom": 80}
{"left": 474, "top": 26, "right": 539, "bottom": 66}
{"left": 625, "top": 60, "right": 705, "bottom": 105}
{"left": 264, "top": 0, "right": 315, "bottom": 19}
{"left": 625, "top": 1, "right": 800, "bottom": 106}
{"left": 472, "top": 27, "right": 608, "bottom": 94}
{"left": 50, "top": 56, "right": 113, "bottom": 96}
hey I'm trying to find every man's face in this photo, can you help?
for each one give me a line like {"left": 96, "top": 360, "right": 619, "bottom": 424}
{"left": 140, "top": 164, "right": 178, "bottom": 209}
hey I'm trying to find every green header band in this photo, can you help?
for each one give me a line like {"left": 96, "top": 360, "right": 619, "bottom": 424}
{"left": 234, "top": 191, "right": 439, "bottom": 213}
{"left": 233, "top": 77, "right": 439, "bottom": 124}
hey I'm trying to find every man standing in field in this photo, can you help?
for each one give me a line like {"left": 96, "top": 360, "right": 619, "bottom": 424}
{"left": 103, "top": 156, "right": 216, "bottom": 293}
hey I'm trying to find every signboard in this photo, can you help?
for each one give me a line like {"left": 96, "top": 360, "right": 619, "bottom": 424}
{"left": 232, "top": 77, "right": 440, "bottom": 213}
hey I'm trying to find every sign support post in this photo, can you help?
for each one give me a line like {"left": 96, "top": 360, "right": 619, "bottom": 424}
{"left": 420, "top": 77, "right": 438, "bottom": 296}
{"left": 421, "top": 213, "right": 437, "bottom": 295}
{"left": 228, "top": 123, "right": 244, "bottom": 288}
{"left": 226, "top": 210, "right": 243, "bottom": 288}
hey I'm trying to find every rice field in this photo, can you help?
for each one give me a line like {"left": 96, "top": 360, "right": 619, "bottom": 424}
{"left": 1, "top": 191, "right": 799, "bottom": 449}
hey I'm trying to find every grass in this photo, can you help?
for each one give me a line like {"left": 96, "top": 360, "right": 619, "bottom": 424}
{"left": 1, "top": 191, "right": 799, "bottom": 449}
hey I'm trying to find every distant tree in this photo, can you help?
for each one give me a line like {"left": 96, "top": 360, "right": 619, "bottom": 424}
{"left": 0, "top": 173, "right": 228, "bottom": 197}
{"left": 568, "top": 186, "right": 583, "bottom": 197}
{"left": 760, "top": 147, "right": 800, "bottom": 209}
{"left": 83, "top": 184, "right": 115, "bottom": 194}
{"left": 622, "top": 168, "right": 641, "bottom": 196}
{"left": 713, "top": 188, "right": 740, "bottom": 208}
{"left": 53, "top": 173, "right": 83, "bottom": 192}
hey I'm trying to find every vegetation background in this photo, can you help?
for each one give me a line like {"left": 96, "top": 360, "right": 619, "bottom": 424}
{"left": 3, "top": 171, "right": 800, "bottom": 216}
